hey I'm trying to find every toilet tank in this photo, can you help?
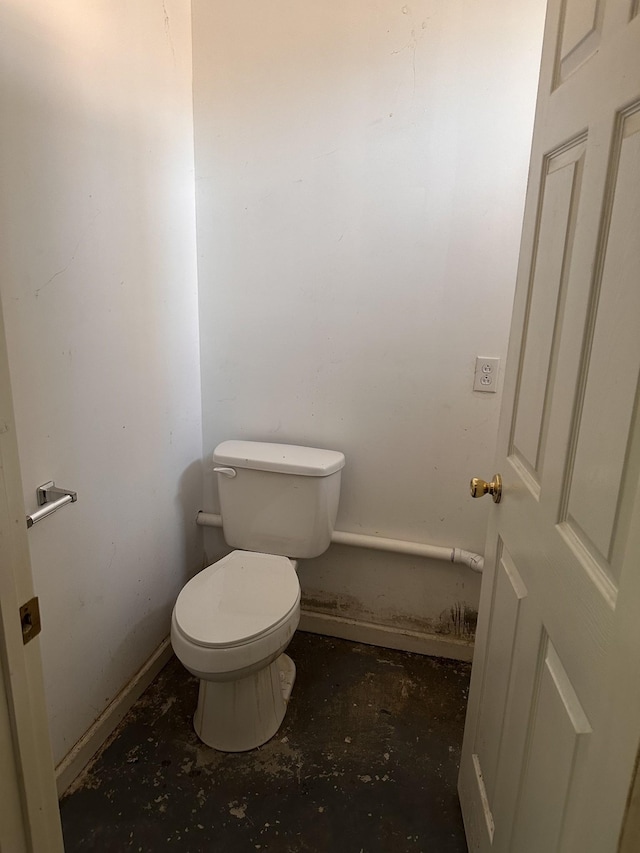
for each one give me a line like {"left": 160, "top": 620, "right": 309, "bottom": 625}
{"left": 213, "top": 440, "right": 345, "bottom": 559}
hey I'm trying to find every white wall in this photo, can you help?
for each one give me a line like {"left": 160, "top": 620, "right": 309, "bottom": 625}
{"left": 192, "top": 1, "right": 545, "bottom": 641}
{"left": 0, "top": 1, "right": 202, "bottom": 764}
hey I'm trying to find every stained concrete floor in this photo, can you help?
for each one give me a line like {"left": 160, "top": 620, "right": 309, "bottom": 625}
{"left": 60, "top": 632, "right": 471, "bottom": 852}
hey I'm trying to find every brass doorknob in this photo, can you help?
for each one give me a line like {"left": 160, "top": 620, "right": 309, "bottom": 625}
{"left": 470, "top": 473, "right": 502, "bottom": 503}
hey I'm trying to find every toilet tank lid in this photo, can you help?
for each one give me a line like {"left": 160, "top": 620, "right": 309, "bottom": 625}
{"left": 213, "top": 440, "right": 345, "bottom": 477}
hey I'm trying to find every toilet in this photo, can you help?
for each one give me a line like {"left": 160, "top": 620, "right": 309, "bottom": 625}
{"left": 171, "top": 440, "right": 345, "bottom": 752}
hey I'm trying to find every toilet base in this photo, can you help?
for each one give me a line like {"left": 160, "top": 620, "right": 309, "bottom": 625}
{"left": 193, "top": 654, "right": 296, "bottom": 752}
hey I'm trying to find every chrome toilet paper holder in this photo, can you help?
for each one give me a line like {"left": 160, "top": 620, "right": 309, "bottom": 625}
{"left": 26, "top": 481, "right": 77, "bottom": 528}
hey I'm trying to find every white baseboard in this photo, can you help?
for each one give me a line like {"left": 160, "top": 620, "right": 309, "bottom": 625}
{"left": 55, "top": 637, "right": 173, "bottom": 797}
{"left": 299, "top": 609, "right": 474, "bottom": 662}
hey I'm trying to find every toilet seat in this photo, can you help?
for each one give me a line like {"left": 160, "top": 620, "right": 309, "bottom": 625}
{"left": 174, "top": 550, "right": 299, "bottom": 649}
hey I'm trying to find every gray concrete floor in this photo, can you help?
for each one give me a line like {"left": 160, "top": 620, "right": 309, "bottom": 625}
{"left": 60, "top": 632, "right": 471, "bottom": 852}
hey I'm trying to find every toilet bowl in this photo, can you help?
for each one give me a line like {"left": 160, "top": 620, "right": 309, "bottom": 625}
{"left": 171, "top": 440, "right": 345, "bottom": 752}
{"left": 171, "top": 550, "right": 301, "bottom": 752}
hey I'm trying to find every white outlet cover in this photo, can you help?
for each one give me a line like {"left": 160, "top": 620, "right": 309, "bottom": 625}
{"left": 474, "top": 356, "right": 500, "bottom": 393}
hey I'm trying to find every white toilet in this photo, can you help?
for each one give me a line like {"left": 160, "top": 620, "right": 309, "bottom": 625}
{"left": 171, "top": 440, "right": 345, "bottom": 752}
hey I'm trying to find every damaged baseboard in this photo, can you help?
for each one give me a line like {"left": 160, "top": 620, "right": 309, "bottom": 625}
{"left": 55, "top": 637, "right": 173, "bottom": 797}
{"left": 299, "top": 608, "right": 474, "bottom": 662}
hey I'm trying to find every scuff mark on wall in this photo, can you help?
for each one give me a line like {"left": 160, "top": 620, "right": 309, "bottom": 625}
{"left": 301, "top": 591, "right": 478, "bottom": 643}
{"left": 162, "top": 0, "right": 176, "bottom": 65}
{"left": 35, "top": 234, "right": 84, "bottom": 297}
{"left": 435, "top": 603, "right": 478, "bottom": 641}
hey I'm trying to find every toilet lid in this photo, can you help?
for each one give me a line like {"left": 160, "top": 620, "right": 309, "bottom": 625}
{"left": 174, "top": 551, "right": 300, "bottom": 648}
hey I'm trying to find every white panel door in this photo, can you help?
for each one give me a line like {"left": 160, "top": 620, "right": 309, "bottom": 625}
{"left": 0, "top": 295, "right": 63, "bottom": 849}
{"left": 458, "top": 2, "right": 640, "bottom": 851}
{"left": 0, "top": 653, "right": 29, "bottom": 853}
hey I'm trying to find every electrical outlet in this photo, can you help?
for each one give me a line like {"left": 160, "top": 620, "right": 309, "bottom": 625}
{"left": 474, "top": 356, "right": 500, "bottom": 393}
